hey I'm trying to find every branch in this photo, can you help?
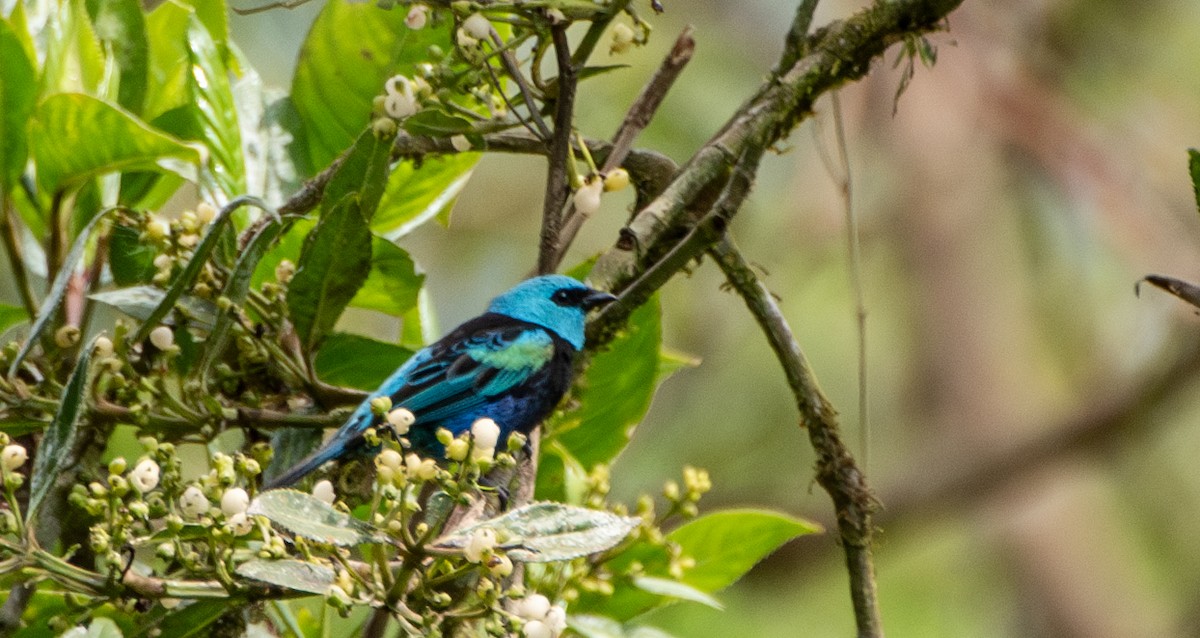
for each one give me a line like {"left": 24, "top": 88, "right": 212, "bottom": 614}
{"left": 709, "top": 236, "right": 883, "bottom": 638}
{"left": 549, "top": 27, "right": 696, "bottom": 270}
{"left": 536, "top": 24, "right": 579, "bottom": 275}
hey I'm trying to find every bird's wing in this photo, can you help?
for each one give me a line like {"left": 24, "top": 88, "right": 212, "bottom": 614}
{"left": 386, "top": 322, "right": 556, "bottom": 423}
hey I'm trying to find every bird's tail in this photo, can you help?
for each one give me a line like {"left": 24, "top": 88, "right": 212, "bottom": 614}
{"left": 262, "top": 440, "right": 346, "bottom": 490}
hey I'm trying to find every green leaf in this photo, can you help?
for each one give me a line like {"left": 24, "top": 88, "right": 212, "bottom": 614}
{"left": 1188, "top": 148, "right": 1200, "bottom": 215}
{"left": 233, "top": 64, "right": 306, "bottom": 206}
{"left": 142, "top": 1, "right": 192, "bottom": 121}
{"left": 27, "top": 338, "right": 95, "bottom": 523}
{"left": 130, "top": 197, "right": 253, "bottom": 343}
{"left": 314, "top": 332, "right": 413, "bottom": 391}
{"left": 287, "top": 195, "right": 373, "bottom": 351}
{"left": 401, "top": 109, "right": 475, "bottom": 137}
{"left": 433, "top": 503, "right": 639, "bottom": 562}
{"left": 185, "top": 15, "right": 244, "bottom": 198}
{"left": 373, "top": 154, "right": 478, "bottom": 240}
{"left": 350, "top": 237, "right": 424, "bottom": 317}
{"left": 630, "top": 576, "right": 722, "bottom": 610}
{"left": 249, "top": 489, "right": 386, "bottom": 546}
{"left": 9, "top": 208, "right": 114, "bottom": 375}
{"left": 89, "top": 286, "right": 218, "bottom": 330}
{"left": 30, "top": 93, "right": 200, "bottom": 195}
{"left": 291, "top": 0, "right": 452, "bottom": 170}
{"left": 108, "top": 222, "right": 156, "bottom": 285}
{"left": 667, "top": 509, "right": 820, "bottom": 593}
{"left": 236, "top": 559, "right": 336, "bottom": 595}
{"left": 39, "top": 0, "right": 106, "bottom": 97}
{"left": 0, "top": 304, "right": 29, "bottom": 335}
{"left": 87, "top": 0, "right": 149, "bottom": 112}
{"left": 145, "top": 600, "right": 227, "bottom": 638}
{"left": 0, "top": 18, "right": 37, "bottom": 193}
{"left": 548, "top": 296, "right": 669, "bottom": 468}
{"left": 321, "top": 128, "right": 393, "bottom": 222}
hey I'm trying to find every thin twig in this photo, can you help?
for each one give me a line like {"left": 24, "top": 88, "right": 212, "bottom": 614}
{"left": 549, "top": 27, "right": 696, "bottom": 270}
{"left": 774, "top": 0, "right": 821, "bottom": 75}
{"left": 535, "top": 24, "right": 578, "bottom": 275}
{"left": 490, "top": 30, "right": 551, "bottom": 140}
{"left": 710, "top": 236, "right": 883, "bottom": 638}
{"left": 828, "top": 91, "right": 869, "bottom": 469}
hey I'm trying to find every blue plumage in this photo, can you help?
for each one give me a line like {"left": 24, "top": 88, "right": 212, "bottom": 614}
{"left": 264, "top": 275, "right": 616, "bottom": 488}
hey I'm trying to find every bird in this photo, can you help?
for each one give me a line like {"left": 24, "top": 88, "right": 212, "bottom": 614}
{"left": 264, "top": 274, "right": 617, "bottom": 489}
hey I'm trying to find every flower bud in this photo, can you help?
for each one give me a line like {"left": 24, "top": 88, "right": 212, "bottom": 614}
{"left": 464, "top": 527, "right": 496, "bottom": 563}
{"left": 386, "top": 407, "right": 415, "bottom": 434}
{"left": 523, "top": 620, "right": 552, "bottom": 638}
{"left": 610, "top": 23, "right": 635, "bottom": 55}
{"left": 180, "top": 486, "right": 208, "bottom": 518}
{"left": 227, "top": 512, "right": 253, "bottom": 536}
{"left": 445, "top": 438, "right": 469, "bottom": 461}
{"left": 544, "top": 606, "right": 567, "bottom": 634}
{"left": 470, "top": 418, "right": 501, "bottom": 450}
{"left": 450, "top": 135, "right": 471, "bottom": 152}
{"left": 131, "top": 459, "right": 161, "bottom": 492}
{"left": 312, "top": 479, "right": 336, "bottom": 504}
{"left": 93, "top": 336, "right": 114, "bottom": 357}
{"left": 462, "top": 13, "right": 492, "bottom": 40}
{"left": 220, "top": 487, "right": 249, "bottom": 516}
{"left": 146, "top": 216, "right": 171, "bottom": 239}
{"left": 517, "top": 593, "right": 551, "bottom": 620}
{"left": 436, "top": 428, "right": 454, "bottom": 446}
{"left": 1, "top": 445, "right": 27, "bottom": 471}
{"left": 275, "top": 259, "right": 295, "bottom": 283}
{"left": 488, "top": 554, "right": 513, "bottom": 577}
{"left": 378, "top": 448, "right": 403, "bottom": 471}
{"left": 603, "top": 168, "right": 630, "bottom": 192}
{"left": 405, "top": 4, "right": 427, "bottom": 29}
{"left": 370, "top": 396, "right": 393, "bottom": 416}
{"left": 572, "top": 177, "right": 603, "bottom": 216}
{"left": 196, "top": 202, "right": 217, "bottom": 224}
{"left": 54, "top": 325, "right": 80, "bottom": 348}
{"left": 149, "top": 325, "right": 174, "bottom": 350}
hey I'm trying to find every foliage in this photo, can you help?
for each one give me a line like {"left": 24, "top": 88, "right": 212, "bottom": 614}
{"left": 0, "top": 1, "right": 818, "bottom": 636}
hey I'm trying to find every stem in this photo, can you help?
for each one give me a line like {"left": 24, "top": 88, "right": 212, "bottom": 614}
{"left": 0, "top": 200, "right": 39, "bottom": 320}
{"left": 535, "top": 24, "right": 578, "bottom": 275}
{"left": 709, "top": 237, "right": 883, "bottom": 638}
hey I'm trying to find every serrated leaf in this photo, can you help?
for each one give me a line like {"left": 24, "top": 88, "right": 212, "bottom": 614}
{"left": 90, "top": 286, "right": 218, "bottom": 330}
{"left": 314, "top": 332, "right": 413, "bottom": 391}
{"left": 631, "top": 576, "right": 722, "bottom": 610}
{"left": 349, "top": 237, "right": 424, "bottom": 317}
{"left": 667, "top": 509, "right": 820, "bottom": 593}
{"left": 142, "top": 1, "right": 192, "bottom": 121}
{"left": 0, "top": 19, "right": 37, "bottom": 194}
{"left": 434, "top": 503, "right": 639, "bottom": 562}
{"left": 287, "top": 195, "right": 372, "bottom": 351}
{"left": 131, "top": 197, "right": 253, "bottom": 343}
{"left": 291, "top": 0, "right": 453, "bottom": 170}
{"left": 236, "top": 559, "right": 336, "bottom": 595}
{"left": 108, "top": 222, "right": 157, "bottom": 285}
{"left": 30, "top": 93, "right": 201, "bottom": 195}
{"left": 9, "top": 208, "right": 114, "bottom": 376}
{"left": 27, "top": 339, "right": 95, "bottom": 522}
{"left": 374, "top": 154, "right": 477, "bottom": 240}
{"left": 40, "top": 0, "right": 105, "bottom": 97}
{"left": 249, "top": 489, "right": 385, "bottom": 546}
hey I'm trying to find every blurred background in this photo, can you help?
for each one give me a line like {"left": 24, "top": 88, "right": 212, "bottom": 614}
{"left": 230, "top": 1, "right": 1200, "bottom": 636}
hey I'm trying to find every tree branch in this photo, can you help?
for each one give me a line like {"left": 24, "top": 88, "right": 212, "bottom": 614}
{"left": 710, "top": 236, "right": 883, "bottom": 638}
{"left": 536, "top": 24, "right": 578, "bottom": 275}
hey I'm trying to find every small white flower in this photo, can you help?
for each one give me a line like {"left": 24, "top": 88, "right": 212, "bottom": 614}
{"left": 179, "top": 486, "right": 209, "bottom": 518}
{"left": 544, "top": 606, "right": 567, "bottom": 634}
{"left": 93, "top": 336, "right": 114, "bottom": 357}
{"left": 220, "top": 487, "right": 249, "bottom": 516}
{"left": 312, "top": 479, "right": 336, "bottom": 504}
{"left": 1, "top": 444, "right": 28, "bottom": 471}
{"left": 470, "top": 418, "right": 501, "bottom": 450}
{"left": 148, "top": 325, "right": 174, "bottom": 350}
{"left": 196, "top": 202, "right": 217, "bottom": 224}
{"left": 522, "top": 620, "right": 553, "bottom": 638}
{"left": 146, "top": 216, "right": 171, "bottom": 239}
{"left": 384, "top": 75, "right": 419, "bottom": 119}
{"left": 464, "top": 527, "right": 496, "bottom": 563}
{"left": 517, "top": 593, "right": 552, "bottom": 621}
{"left": 405, "top": 4, "right": 427, "bottom": 30}
{"left": 572, "top": 177, "right": 603, "bottom": 215}
{"left": 227, "top": 512, "right": 253, "bottom": 536}
{"left": 130, "top": 459, "right": 160, "bottom": 492}
{"left": 610, "top": 22, "right": 635, "bottom": 55}
{"left": 377, "top": 448, "right": 403, "bottom": 471}
{"left": 456, "top": 28, "right": 478, "bottom": 48}
{"left": 462, "top": 13, "right": 492, "bottom": 40}
{"left": 386, "top": 407, "right": 415, "bottom": 434}
{"left": 450, "top": 134, "right": 471, "bottom": 152}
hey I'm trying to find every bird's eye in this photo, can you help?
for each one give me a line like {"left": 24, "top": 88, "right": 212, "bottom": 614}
{"left": 551, "top": 289, "right": 573, "bottom": 306}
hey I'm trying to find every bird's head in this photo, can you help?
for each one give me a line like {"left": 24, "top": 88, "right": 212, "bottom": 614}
{"left": 488, "top": 275, "right": 617, "bottom": 349}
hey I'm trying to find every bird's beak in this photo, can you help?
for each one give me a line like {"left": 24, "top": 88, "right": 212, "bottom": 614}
{"left": 581, "top": 289, "right": 618, "bottom": 310}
